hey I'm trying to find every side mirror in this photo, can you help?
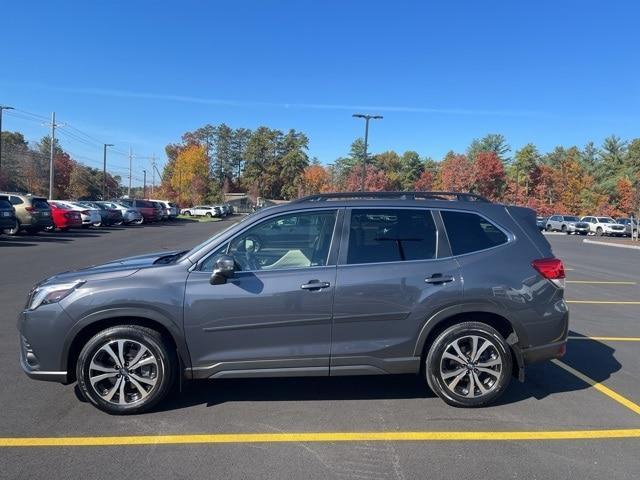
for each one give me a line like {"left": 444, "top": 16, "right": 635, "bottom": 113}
{"left": 210, "top": 254, "right": 236, "bottom": 285}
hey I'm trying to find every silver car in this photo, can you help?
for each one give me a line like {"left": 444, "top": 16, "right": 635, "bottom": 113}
{"left": 53, "top": 200, "right": 102, "bottom": 227}
{"left": 97, "top": 201, "right": 143, "bottom": 225}
{"left": 545, "top": 215, "right": 580, "bottom": 233}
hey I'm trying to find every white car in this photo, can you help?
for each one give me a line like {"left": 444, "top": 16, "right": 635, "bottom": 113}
{"left": 97, "top": 201, "right": 143, "bottom": 225}
{"left": 181, "top": 205, "right": 220, "bottom": 217}
{"left": 580, "top": 216, "right": 627, "bottom": 237}
{"left": 150, "top": 199, "right": 179, "bottom": 219}
{"left": 53, "top": 200, "right": 102, "bottom": 227}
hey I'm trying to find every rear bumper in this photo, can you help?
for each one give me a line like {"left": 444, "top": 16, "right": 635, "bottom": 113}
{"left": 0, "top": 216, "right": 17, "bottom": 229}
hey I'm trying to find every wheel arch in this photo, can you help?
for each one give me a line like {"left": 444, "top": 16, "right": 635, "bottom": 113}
{"left": 413, "top": 304, "right": 525, "bottom": 380}
{"left": 63, "top": 311, "right": 190, "bottom": 383}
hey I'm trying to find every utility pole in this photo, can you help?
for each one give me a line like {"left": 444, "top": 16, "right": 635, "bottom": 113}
{"left": 151, "top": 153, "right": 156, "bottom": 195}
{"left": 102, "top": 143, "right": 114, "bottom": 200}
{"left": 143, "top": 169, "right": 147, "bottom": 199}
{"left": 48, "top": 112, "right": 62, "bottom": 200}
{"left": 128, "top": 146, "right": 133, "bottom": 197}
{"left": 0, "top": 105, "right": 15, "bottom": 179}
{"left": 352, "top": 114, "right": 383, "bottom": 192}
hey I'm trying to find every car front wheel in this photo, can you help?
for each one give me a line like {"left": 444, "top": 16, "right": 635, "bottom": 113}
{"left": 426, "top": 322, "right": 512, "bottom": 408}
{"left": 76, "top": 325, "right": 176, "bottom": 415}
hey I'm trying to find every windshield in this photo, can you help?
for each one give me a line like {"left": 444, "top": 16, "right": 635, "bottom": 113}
{"left": 598, "top": 217, "right": 614, "bottom": 223}
{"left": 564, "top": 216, "right": 579, "bottom": 221}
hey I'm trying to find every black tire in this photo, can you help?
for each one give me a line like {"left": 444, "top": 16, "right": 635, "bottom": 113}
{"left": 76, "top": 325, "right": 176, "bottom": 415}
{"left": 561, "top": 225, "right": 568, "bottom": 234}
{"left": 184, "top": 211, "right": 191, "bottom": 217}
{"left": 425, "top": 322, "right": 512, "bottom": 408}
{"left": 545, "top": 225, "right": 551, "bottom": 232}
{"left": 3, "top": 219, "right": 19, "bottom": 236}
{"left": 596, "top": 227, "right": 603, "bottom": 236}
{"left": 206, "top": 212, "right": 212, "bottom": 218}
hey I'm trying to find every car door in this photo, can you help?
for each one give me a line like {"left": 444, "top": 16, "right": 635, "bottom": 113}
{"left": 184, "top": 208, "right": 342, "bottom": 378}
{"left": 330, "top": 207, "right": 462, "bottom": 375}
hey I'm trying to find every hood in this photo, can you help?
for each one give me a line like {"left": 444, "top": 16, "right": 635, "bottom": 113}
{"left": 40, "top": 250, "right": 185, "bottom": 285}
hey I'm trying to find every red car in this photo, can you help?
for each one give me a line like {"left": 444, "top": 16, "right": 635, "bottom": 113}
{"left": 47, "top": 202, "right": 83, "bottom": 231}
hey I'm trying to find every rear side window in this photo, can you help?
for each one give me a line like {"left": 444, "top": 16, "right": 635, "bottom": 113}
{"left": 31, "top": 199, "right": 50, "bottom": 209}
{"left": 441, "top": 211, "right": 508, "bottom": 256}
{"left": 347, "top": 209, "right": 437, "bottom": 264}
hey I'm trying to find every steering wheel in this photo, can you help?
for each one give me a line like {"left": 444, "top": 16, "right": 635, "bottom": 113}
{"left": 233, "top": 236, "right": 261, "bottom": 271}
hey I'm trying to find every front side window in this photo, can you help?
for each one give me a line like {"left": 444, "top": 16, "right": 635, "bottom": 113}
{"left": 346, "top": 209, "right": 437, "bottom": 264}
{"left": 202, "top": 210, "right": 337, "bottom": 272}
{"left": 441, "top": 211, "right": 508, "bottom": 256}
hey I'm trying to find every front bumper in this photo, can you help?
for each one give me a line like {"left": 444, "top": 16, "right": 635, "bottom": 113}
{"left": 18, "top": 305, "right": 72, "bottom": 384}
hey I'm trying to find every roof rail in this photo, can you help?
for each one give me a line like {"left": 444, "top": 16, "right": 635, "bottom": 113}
{"left": 291, "top": 191, "right": 490, "bottom": 203}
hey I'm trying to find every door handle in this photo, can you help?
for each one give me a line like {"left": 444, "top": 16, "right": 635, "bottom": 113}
{"left": 300, "top": 280, "right": 331, "bottom": 290}
{"left": 425, "top": 274, "right": 454, "bottom": 284}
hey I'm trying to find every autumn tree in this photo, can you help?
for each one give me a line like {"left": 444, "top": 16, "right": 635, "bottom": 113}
{"left": 437, "top": 153, "right": 474, "bottom": 191}
{"left": 414, "top": 170, "right": 434, "bottom": 191}
{"left": 170, "top": 144, "right": 210, "bottom": 205}
{"left": 301, "top": 164, "right": 331, "bottom": 195}
{"left": 473, "top": 151, "right": 505, "bottom": 201}
{"left": 345, "top": 165, "right": 391, "bottom": 191}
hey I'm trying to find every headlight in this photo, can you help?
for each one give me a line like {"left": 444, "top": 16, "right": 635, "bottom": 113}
{"left": 28, "top": 280, "right": 85, "bottom": 310}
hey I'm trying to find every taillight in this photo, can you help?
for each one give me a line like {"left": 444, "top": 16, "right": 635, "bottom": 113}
{"left": 25, "top": 206, "right": 35, "bottom": 213}
{"left": 532, "top": 258, "right": 565, "bottom": 288}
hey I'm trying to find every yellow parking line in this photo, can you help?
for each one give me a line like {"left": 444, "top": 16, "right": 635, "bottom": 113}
{"left": 568, "top": 336, "right": 640, "bottom": 342}
{"left": 566, "top": 281, "right": 637, "bottom": 285}
{"left": 2, "top": 429, "right": 640, "bottom": 447}
{"left": 566, "top": 301, "right": 640, "bottom": 304}
{"left": 552, "top": 360, "right": 640, "bottom": 416}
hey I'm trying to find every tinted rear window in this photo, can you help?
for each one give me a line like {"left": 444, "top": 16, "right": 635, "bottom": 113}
{"left": 441, "top": 211, "right": 508, "bottom": 256}
{"left": 347, "top": 209, "right": 437, "bottom": 264}
{"left": 31, "top": 199, "right": 50, "bottom": 209}
{"left": 135, "top": 200, "right": 154, "bottom": 208}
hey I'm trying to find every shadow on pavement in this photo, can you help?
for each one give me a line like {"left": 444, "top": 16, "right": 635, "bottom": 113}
{"left": 153, "top": 330, "right": 621, "bottom": 413}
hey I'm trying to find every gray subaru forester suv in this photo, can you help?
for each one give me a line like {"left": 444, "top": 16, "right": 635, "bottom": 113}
{"left": 19, "top": 192, "right": 568, "bottom": 414}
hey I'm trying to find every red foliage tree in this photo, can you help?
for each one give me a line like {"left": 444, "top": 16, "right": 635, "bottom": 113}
{"left": 473, "top": 151, "right": 505, "bottom": 201}
{"left": 345, "top": 165, "right": 391, "bottom": 191}
{"left": 414, "top": 170, "right": 434, "bottom": 191}
{"left": 437, "top": 154, "right": 474, "bottom": 192}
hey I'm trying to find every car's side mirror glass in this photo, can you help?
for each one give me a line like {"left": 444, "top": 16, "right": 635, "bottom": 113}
{"left": 210, "top": 254, "right": 236, "bottom": 285}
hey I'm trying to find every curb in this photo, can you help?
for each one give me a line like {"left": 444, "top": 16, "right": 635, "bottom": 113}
{"left": 583, "top": 239, "right": 640, "bottom": 251}
{"left": 542, "top": 231, "right": 566, "bottom": 236}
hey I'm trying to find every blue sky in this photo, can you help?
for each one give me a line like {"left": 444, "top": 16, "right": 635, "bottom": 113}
{"left": 1, "top": 0, "right": 639, "bottom": 183}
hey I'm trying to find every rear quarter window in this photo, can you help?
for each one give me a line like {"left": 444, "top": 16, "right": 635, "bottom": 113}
{"left": 31, "top": 199, "right": 50, "bottom": 209}
{"left": 441, "top": 211, "right": 508, "bottom": 256}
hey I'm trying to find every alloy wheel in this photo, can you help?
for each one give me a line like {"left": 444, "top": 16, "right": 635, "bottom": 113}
{"left": 439, "top": 335, "right": 503, "bottom": 399}
{"left": 88, "top": 339, "right": 159, "bottom": 406}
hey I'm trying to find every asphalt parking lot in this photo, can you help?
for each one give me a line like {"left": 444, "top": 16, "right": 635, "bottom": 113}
{"left": 1, "top": 224, "right": 639, "bottom": 479}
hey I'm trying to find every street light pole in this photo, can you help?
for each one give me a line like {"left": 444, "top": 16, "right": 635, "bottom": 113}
{"left": 143, "top": 169, "right": 147, "bottom": 199}
{"left": 102, "top": 143, "right": 114, "bottom": 200}
{"left": 0, "top": 105, "right": 15, "bottom": 179}
{"left": 352, "top": 114, "right": 383, "bottom": 192}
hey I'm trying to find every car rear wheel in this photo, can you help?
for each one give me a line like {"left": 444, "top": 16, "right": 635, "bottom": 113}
{"left": 426, "top": 322, "right": 512, "bottom": 408}
{"left": 596, "top": 227, "right": 603, "bottom": 236}
{"left": 561, "top": 225, "right": 568, "bottom": 234}
{"left": 3, "top": 219, "right": 19, "bottom": 236}
{"left": 76, "top": 325, "right": 176, "bottom": 415}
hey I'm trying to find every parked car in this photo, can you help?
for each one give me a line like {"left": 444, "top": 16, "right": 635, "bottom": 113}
{"left": 53, "top": 201, "right": 101, "bottom": 228}
{"left": 181, "top": 205, "right": 220, "bottom": 217}
{"left": 536, "top": 216, "right": 547, "bottom": 231}
{"left": 0, "top": 194, "right": 18, "bottom": 234}
{"left": 545, "top": 215, "right": 580, "bottom": 233}
{"left": 96, "top": 201, "right": 143, "bottom": 225}
{"left": 19, "top": 191, "right": 568, "bottom": 414}
{"left": 149, "top": 199, "right": 179, "bottom": 220}
{"left": 150, "top": 201, "right": 165, "bottom": 221}
{"left": 118, "top": 199, "right": 158, "bottom": 224}
{"left": 47, "top": 202, "right": 83, "bottom": 231}
{"left": 580, "top": 216, "right": 626, "bottom": 236}
{"left": 616, "top": 218, "right": 638, "bottom": 237}
{"left": 0, "top": 192, "right": 53, "bottom": 235}
{"left": 572, "top": 220, "right": 591, "bottom": 235}
{"left": 79, "top": 201, "right": 124, "bottom": 226}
